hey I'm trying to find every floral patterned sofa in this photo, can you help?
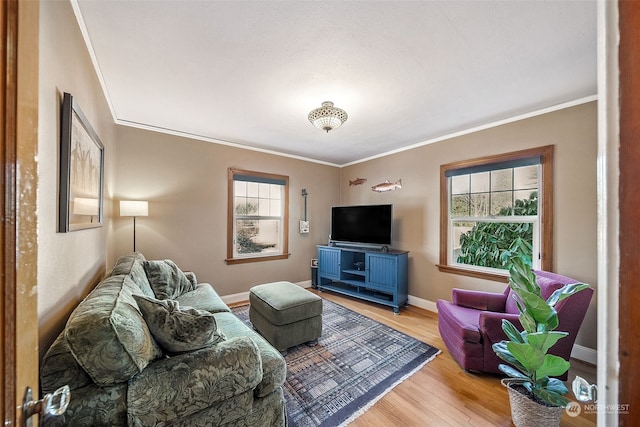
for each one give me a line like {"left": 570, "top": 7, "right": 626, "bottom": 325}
{"left": 40, "top": 253, "right": 286, "bottom": 426}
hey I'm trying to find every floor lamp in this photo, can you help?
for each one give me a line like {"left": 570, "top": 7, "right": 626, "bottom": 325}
{"left": 120, "top": 200, "right": 148, "bottom": 252}
{"left": 73, "top": 197, "right": 99, "bottom": 223}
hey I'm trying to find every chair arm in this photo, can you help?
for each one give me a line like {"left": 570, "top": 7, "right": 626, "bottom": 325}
{"left": 127, "top": 336, "right": 262, "bottom": 423}
{"left": 479, "top": 311, "right": 522, "bottom": 343}
{"left": 452, "top": 288, "right": 507, "bottom": 312}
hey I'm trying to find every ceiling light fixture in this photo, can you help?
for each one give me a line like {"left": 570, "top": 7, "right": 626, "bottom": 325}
{"left": 308, "top": 101, "right": 348, "bottom": 133}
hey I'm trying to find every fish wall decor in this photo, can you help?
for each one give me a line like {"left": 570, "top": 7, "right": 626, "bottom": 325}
{"left": 372, "top": 179, "right": 402, "bottom": 192}
{"left": 349, "top": 178, "right": 367, "bottom": 186}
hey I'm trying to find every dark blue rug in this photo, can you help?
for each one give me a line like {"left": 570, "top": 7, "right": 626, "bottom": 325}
{"left": 233, "top": 298, "right": 440, "bottom": 426}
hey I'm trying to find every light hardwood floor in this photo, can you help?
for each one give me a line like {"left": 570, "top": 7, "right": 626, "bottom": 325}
{"left": 238, "top": 290, "right": 597, "bottom": 427}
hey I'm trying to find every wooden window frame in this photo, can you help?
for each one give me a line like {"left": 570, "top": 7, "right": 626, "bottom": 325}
{"left": 438, "top": 145, "right": 554, "bottom": 282}
{"left": 226, "top": 168, "right": 290, "bottom": 265}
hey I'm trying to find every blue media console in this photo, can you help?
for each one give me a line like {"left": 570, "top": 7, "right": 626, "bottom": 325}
{"left": 316, "top": 245, "right": 409, "bottom": 314}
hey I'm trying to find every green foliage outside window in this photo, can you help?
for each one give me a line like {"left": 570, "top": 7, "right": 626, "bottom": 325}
{"left": 235, "top": 202, "right": 275, "bottom": 254}
{"left": 236, "top": 227, "right": 275, "bottom": 254}
{"left": 456, "top": 192, "right": 538, "bottom": 271}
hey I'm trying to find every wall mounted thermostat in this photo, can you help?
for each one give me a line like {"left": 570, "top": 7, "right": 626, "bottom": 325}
{"left": 299, "top": 220, "right": 310, "bottom": 234}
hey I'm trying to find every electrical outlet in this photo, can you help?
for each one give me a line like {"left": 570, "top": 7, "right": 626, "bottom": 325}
{"left": 299, "top": 220, "right": 310, "bottom": 234}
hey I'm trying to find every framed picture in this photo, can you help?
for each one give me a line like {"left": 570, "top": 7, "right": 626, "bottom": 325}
{"left": 58, "top": 92, "right": 104, "bottom": 232}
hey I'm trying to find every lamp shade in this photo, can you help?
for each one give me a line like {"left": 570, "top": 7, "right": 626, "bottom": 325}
{"left": 73, "top": 197, "right": 99, "bottom": 216}
{"left": 120, "top": 200, "right": 148, "bottom": 217}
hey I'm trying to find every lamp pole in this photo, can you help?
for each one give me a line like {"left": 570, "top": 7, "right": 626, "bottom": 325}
{"left": 133, "top": 216, "right": 137, "bottom": 252}
{"left": 120, "top": 200, "right": 148, "bottom": 253}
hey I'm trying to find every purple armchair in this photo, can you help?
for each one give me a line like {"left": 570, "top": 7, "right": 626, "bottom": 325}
{"left": 436, "top": 270, "right": 593, "bottom": 376}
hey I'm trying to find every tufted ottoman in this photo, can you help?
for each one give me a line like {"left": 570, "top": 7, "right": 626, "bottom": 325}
{"left": 249, "top": 281, "right": 323, "bottom": 352}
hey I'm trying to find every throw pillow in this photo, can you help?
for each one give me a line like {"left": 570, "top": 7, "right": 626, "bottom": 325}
{"left": 132, "top": 294, "right": 226, "bottom": 353}
{"left": 184, "top": 271, "right": 198, "bottom": 288}
{"left": 143, "top": 260, "right": 196, "bottom": 299}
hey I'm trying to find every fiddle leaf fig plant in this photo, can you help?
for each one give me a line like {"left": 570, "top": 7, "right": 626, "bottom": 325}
{"left": 492, "top": 257, "right": 590, "bottom": 407}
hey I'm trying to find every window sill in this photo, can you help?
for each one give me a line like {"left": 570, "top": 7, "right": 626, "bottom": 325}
{"left": 225, "top": 253, "right": 290, "bottom": 265}
{"left": 437, "top": 264, "right": 509, "bottom": 283}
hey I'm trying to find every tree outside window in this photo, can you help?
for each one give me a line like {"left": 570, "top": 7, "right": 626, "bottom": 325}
{"left": 439, "top": 146, "right": 554, "bottom": 282}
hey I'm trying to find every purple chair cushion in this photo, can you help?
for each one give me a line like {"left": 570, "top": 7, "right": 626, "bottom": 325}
{"left": 504, "top": 270, "right": 577, "bottom": 314}
{"left": 452, "top": 288, "right": 507, "bottom": 312}
{"left": 438, "top": 309, "right": 485, "bottom": 372}
{"left": 436, "top": 299, "right": 482, "bottom": 343}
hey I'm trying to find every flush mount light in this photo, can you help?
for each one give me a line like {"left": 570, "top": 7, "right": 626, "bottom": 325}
{"left": 308, "top": 101, "right": 348, "bottom": 133}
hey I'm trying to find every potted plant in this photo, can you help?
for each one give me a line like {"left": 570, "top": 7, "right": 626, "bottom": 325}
{"left": 492, "top": 257, "right": 590, "bottom": 427}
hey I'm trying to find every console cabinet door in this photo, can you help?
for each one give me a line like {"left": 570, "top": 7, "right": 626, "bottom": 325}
{"left": 365, "top": 253, "right": 397, "bottom": 292}
{"left": 318, "top": 247, "right": 341, "bottom": 280}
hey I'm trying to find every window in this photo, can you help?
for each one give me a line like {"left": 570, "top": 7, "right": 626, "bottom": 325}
{"left": 226, "top": 168, "right": 289, "bottom": 264}
{"left": 439, "top": 146, "right": 553, "bottom": 281}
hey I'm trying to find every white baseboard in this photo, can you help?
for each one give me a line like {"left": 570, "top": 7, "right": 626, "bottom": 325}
{"left": 407, "top": 294, "right": 438, "bottom": 313}
{"left": 221, "top": 291, "right": 250, "bottom": 305}
{"left": 571, "top": 344, "right": 597, "bottom": 365}
{"left": 298, "top": 280, "right": 313, "bottom": 288}
{"left": 221, "top": 281, "right": 311, "bottom": 305}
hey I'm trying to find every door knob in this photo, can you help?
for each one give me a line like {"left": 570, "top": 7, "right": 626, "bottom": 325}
{"left": 572, "top": 375, "right": 597, "bottom": 402}
{"left": 22, "top": 385, "right": 70, "bottom": 427}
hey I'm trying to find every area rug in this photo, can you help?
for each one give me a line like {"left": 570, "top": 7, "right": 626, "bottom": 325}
{"left": 232, "top": 298, "right": 440, "bottom": 426}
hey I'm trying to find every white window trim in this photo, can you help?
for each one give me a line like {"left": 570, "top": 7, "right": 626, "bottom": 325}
{"left": 438, "top": 145, "right": 554, "bottom": 282}
{"left": 226, "top": 168, "right": 290, "bottom": 265}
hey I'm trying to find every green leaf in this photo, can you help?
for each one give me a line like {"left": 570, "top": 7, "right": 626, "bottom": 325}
{"left": 535, "top": 354, "right": 570, "bottom": 378}
{"left": 502, "top": 319, "right": 526, "bottom": 343}
{"left": 542, "top": 312, "right": 559, "bottom": 332}
{"left": 493, "top": 342, "right": 527, "bottom": 373}
{"left": 534, "top": 388, "right": 569, "bottom": 407}
{"left": 509, "top": 257, "right": 538, "bottom": 293}
{"left": 518, "top": 309, "right": 537, "bottom": 334}
{"left": 545, "top": 377, "right": 569, "bottom": 395}
{"left": 498, "top": 364, "right": 529, "bottom": 380}
{"left": 526, "top": 331, "right": 568, "bottom": 353}
{"left": 518, "top": 290, "right": 556, "bottom": 325}
{"left": 546, "top": 283, "right": 590, "bottom": 306}
{"left": 506, "top": 342, "right": 545, "bottom": 373}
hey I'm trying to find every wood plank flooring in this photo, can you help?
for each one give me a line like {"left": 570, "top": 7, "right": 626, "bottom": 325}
{"left": 232, "top": 290, "right": 597, "bottom": 426}
{"left": 312, "top": 291, "right": 597, "bottom": 427}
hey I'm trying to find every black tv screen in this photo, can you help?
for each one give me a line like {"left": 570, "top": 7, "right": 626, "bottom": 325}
{"left": 330, "top": 204, "right": 392, "bottom": 246}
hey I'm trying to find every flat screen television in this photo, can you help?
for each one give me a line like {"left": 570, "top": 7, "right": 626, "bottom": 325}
{"left": 330, "top": 204, "right": 392, "bottom": 248}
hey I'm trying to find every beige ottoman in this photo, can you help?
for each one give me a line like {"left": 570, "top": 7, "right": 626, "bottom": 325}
{"left": 249, "top": 281, "right": 322, "bottom": 351}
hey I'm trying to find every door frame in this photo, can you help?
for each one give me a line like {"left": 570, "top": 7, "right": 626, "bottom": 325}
{"left": 2, "top": 0, "right": 20, "bottom": 422}
{"left": 2, "top": 0, "right": 40, "bottom": 425}
{"left": 618, "top": 1, "right": 640, "bottom": 424}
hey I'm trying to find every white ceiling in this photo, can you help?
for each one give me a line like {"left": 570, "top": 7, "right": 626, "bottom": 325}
{"left": 73, "top": 0, "right": 597, "bottom": 166}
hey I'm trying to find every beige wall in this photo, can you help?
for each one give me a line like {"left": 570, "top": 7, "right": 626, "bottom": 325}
{"left": 37, "top": 0, "right": 117, "bottom": 356}
{"left": 340, "top": 102, "right": 598, "bottom": 350}
{"left": 113, "top": 126, "right": 340, "bottom": 297}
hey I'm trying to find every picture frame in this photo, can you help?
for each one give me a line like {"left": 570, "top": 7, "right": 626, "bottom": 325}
{"left": 58, "top": 92, "right": 104, "bottom": 232}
